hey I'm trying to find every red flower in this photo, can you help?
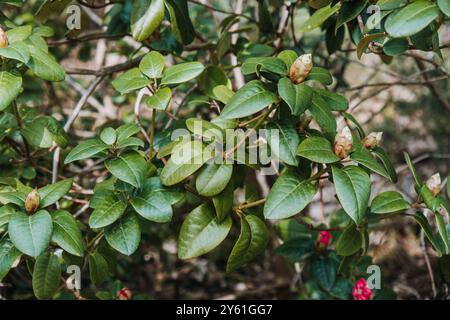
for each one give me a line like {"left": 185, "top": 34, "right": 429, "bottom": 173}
{"left": 116, "top": 287, "right": 132, "bottom": 300}
{"left": 352, "top": 278, "right": 372, "bottom": 300}
{"left": 318, "top": 231, "right": 332, "bottom": 246}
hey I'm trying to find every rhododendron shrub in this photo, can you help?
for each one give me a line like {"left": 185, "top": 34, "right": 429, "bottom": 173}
{"left": 0, "top": 0, "right": 449, "bottom": 300}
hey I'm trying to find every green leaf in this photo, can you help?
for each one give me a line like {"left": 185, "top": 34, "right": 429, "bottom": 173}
{"left": 0, "top": 239, "right": 21, "bottom": 282}
{"left": 139, "top": 51, "right": 165, "bottom": 78}
{"left": 196, "top": 163, "right": 233, "bottom": 197}
{"left": 0, "top": 71, "right": 22, "bottom": 111}
{"left": 300, "top": 3, "right": 341, "bottom": 32}
{"left": 336, "top": 224, "right": 363, "bottom": 256}
{"left": 32, "top": 252, "right": 61, "bottom": 300}
{"left": 161, "top": 61, "right": 205, "bottom": 85}
{"left": 51, "top": 210, "right": 84, "bottom": 257}
{"left": 105, "top": 151, "right": 148, "bottom": 188}
{"left": 165, "top": 0, "right": 196, "bottom": 45}
{"left": 198, "top": 66, "right": 230, "bottom": 100}
{"left": 356, "top": 33, "right": 385, "bottom": 59}
{"left": 89, "top": 251, "right": 109, "bottom": 286}
{"left": 332, "top": 166, "right": 371, "bottom": 225}
{"left": 21, "top": 116, "right": 69, "bottom": 149}
{"left": 160, "top": 140, "right": 213, "bottom": 186}
{"left": 6, "top": 25, "right": 32, "bottom": 43}
{"left": 385, "top": 0, "right": 440, "bottom": 38}
{"left": 336, "top": 0, "right": 368, "bottom": 31}
{"left": 277, "top": 50, "right": 298, "bottom": 69}
{"left": 100, "top": 128, "right": 117, "bottom": 145}
{"left": 131, "top": 176, "right": 182, "bottom": 223}
{"left": 383, "top": 38, "right": 409, "bottom": 56}
{"left": 311, "top": 256, "right": 337, "bottom": 290}
{"left": 38, "top": 179, "right": 73, "bottom": 208}
{"left": 186, "top": 118, "right": 223, "bottom": 141}
{"left": 297, "top": 136, "right": 340, "bottom": 164}
{"left": 26, "top": 45, "right": 65, "bottom": 82}
{"left": 0, "top": 205, "right": 16, "bottom": 228}
{"left": 267, "top": 120, "right": 300, "bottom": 166}
{"left": 275, "top": 238, "right": 314, "bottom": 262}
{"left": 178, "top": 203, "right": 232, "bottom": 259}
{"left": 0, "top": 41, "right": 30, "bottom": 63}
{"left": 112, "top": 68, "right": 151, "bottom": 94}
{"left": 309, "top": 94, "right": 336, "bottom": 134}
{"left": 259, "top": 57, "right": 288, "bottom": 76}
{"left": 314, "top": 88, "right": 348, "bottom": 111}
{"left": 8, "top": 210, "right": 53, "bottom": 257}
{"left": 414, "top": 212, "right": 443, "bottom": 255}
{"left": 105, "top": 213, "right": 141, "bottom": 256}
{"left": 277, "top": 78, "right": 313, "bottom": 116}
{"left": 305, "top": 67, "right": 333, "bottom": 85}
{"left": 350, "top": 148, "right": 391, "bottom": 180}
{"left": 131, "top": 0, "right": 165, "bottom": 41}
{"left": 438, "top": 0, "right": 450, "bottom": 17}
{"left": 212, "top": 180, "right": 234, "bottom": 222}
{"left": 264, "top": 169, "right": 317, "bottom": 220}
{"left": 0, "top": 192, "right": 26, "bottom": 206}
{"left": 116, "top": 123, "right": 140, "bottom": 142}
{"left": 371, "top": 191, "right": 409, "bottom": 214}
{"left": 144, "top": 87, "right": 172, "bottom": 110}
{"left": 220, "top": 80, "right": 278, "bottom": 119}
{"left": 226, "top": 215, "right": 269, "bottom": 272}
{"left": 403, "top": 152, "right": 421, "bottom": 188}
{"left": 89, "top": 191, "right": 127, "bottom": 228}
{"left": 64, "top": 138, "right": 109, "bottom": 164}
{"left": 372, "top": 147, "right": 398, "bottom": 183}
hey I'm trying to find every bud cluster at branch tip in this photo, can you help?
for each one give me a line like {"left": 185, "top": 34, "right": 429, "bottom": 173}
{"left": 334, "top": 126, "right": 353, "bottom": 159}
{"left": 426, "top": 173, "right": 441, "bottom": 196}
{"left": 362, "top": 132, "right": 382, "bottom": 149}
{"left": 116, "top": 287, "right": 132, "bottom": 300}
{"left": 25, "top": 189, "right": 40, "bottom": 214}
{"left": 0, "top": 27, "right": 8, "bottom": 48}
{"left": 289, "top": 53, "right": 313, "bottom": 84}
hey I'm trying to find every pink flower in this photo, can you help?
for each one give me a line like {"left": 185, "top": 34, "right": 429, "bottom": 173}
{"left": 352, "top": 278, "right": 372, "bottom": 300}
{"left": 318, "top": 231, "right": 332, "bottom": 247}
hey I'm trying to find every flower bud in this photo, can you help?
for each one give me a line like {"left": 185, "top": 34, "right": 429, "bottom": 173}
{"left": 25, "top": 189, "right": 40, "bottom": 214}
{"left": 362, "top": 132, "right": 382, "bottom": 149}
{"left": 0, "top": 27, "right": 8, "bottom": 49}
{"left": 352, "top": 278, "right": 372, "bottom": 300}
{"left": 317, "top": 231, "right": 332, "bottom": 248}
{"left": 289, "top": 54, "right": 313, "bottom": 84}
{"left": 426, "top": 173, "right": 441, "bottom": 196}
{"left": 334, "top": 126, "right": 353, "bottom": 159}
{"left": 116, "top": 287, "right": 132, "bottom": 300}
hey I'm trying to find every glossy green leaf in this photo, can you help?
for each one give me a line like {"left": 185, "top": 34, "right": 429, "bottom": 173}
{"left": 220, "top": 80, "right": 278, "bottom": 119}
{"left": 403, "top": 152, "right": 421, "bottom": 188}
{"left": 51, "top": 210, "right": 84, "bottom": 257}
{"left": 0, "top": 205, "right": 15, "bottom": 228}
{"left": 196, "top": 163, "right": 233, "bottom": 197}
{"left": 38, "top": 179, "right": 73, "bottom": 208}
{"left": 438, "top": 0, "right": 450, "bottom": 17}
{"left": 275, "top": 238, "right": 314, "bottom": 262}
{"left": 277, "top": 50, "right": 297, "bottom": 69}
{"left": 165, "top": 0, "right": 196, "bottom": 45}
{"left": 64, "top": 138, "right": 109, "bottom": 164}
{"left": 277, "top": 77, "right": 313, "bottom": 116}
{"left": 0, "top": 71, "right": 22, "bottom": 111}
{"left": 351, "top": 148, "right": 391, "bottom": 180}
{"left": 300, "top": 3, "right": 341, "bottom": 32}
{"left": 371, "top": 191, "right": 409, "bottom": 214}
{"left": 139, "top": 51, "right": 165, "bottom": 78}
{"left": 212, "top": 180, "right": 234, "bottom": 222}
{"left": 267, "top": 120, "right": 300, "bottom": 166}
{"left": 144, "top": 87, "right": 172, "bottom": 110}
{"left": 372, "top": 147, "right": 398, "bottom": 183}
{"left": 314, "top": 88, "right": 348, "bottom": 111}
{"left": 26, "top": 45, "right": 65, "bottom": 82}
{"left": 0, "top": 192, "right": 26, "bottom": 206}
{"left": 311, "top": 256, "right": 337, "bottom": 290}
{"left": 385, "top": 1, "right": 440, "bottom": 38}
{"left": 89, "top": 191, "right": 127, "bottom": 229}
{"left": 0, "top": 41, "right": 30, "bottom": 63}
{"left": 105, "top": 213, "right": 141, "bottom": 256}
{"left": 161, "top": 140, "right": 213, "bottom": 186}
{"left": 105, "top": 151, "right": 148, "bottom": 188}
{"left": 336, "top": 224, "right": 363, "bottom": 256}
{"left": 309, "top": 94, "right": 336, "bottom": 134}
{"left": 264, "top": 169, "right": 317, "bottom": 220}
{"left": 383, "top": 38, "right": 409, "bottom": 56}
{"left": 336, "top": 0, "right": 368, "bottom": 30}
{"left": 178, "top": 203, "right": 232, "bottom": 259}
{"left": 414, "top": 212, "right": 443, "bottom": 255}
{"left": 112, "top": 68, "right": 151, "bottom": 94}
{"left": 100, "top": 128, "right": 117, "bottom": 145}
{"left": 116, "top": 123, "right": 140, "bottom": 142}
{"left": 305, "top": 67, "right": 333, "bottom": 85}
{"left": 8, "top": 210, "right": 53, "bottom": 257}
{"left": 89, "top": 251, "right": 109, "bottom": 286}
{"left": 226, "top": 215, "right": 269, "bottom": 272}
{"left": 0, "top": 239, "right": 21, "bottom": 282}
{"left": 161, "top": 62, "right": 205, "bottom": 85}
{"left": 297, "top": 136, "right": 340, "bottom": 164}
{"left": 332, "top": 166, "right": 371, "bottom": 224}
{"left": 22, "top": 116, "right": 69, "bottom": 149}
{"left": 32, "top": 252, "right": 61, "bottom": 300}
{"left": 357, "top": 33, "right": 385, "bottom": 59}
{"left": 131, "top": 0, "right": 165, "bottom": 41}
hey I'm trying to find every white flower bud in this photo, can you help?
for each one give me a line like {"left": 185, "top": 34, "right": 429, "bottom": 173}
{"left": 0, "top": 27, "right": 8, "bottom": 49}
{"left": 363, "top": 132, "right": 382, "bottom": 149}
{"left": 334, "top": 126, "right": 353, "bottom": 159}
{"left": 426, "top": 173, "right": 441, "bottom": 196}
{"left": 289, "top": 54, "right": 313, "bottom": 84}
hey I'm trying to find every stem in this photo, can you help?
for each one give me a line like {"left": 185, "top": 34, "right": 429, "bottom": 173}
{"left": 148, "top": 109, "right": 156, "bottom": 160}
{"left": 237, "top": 198, "right": 266, "bottom": 210}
